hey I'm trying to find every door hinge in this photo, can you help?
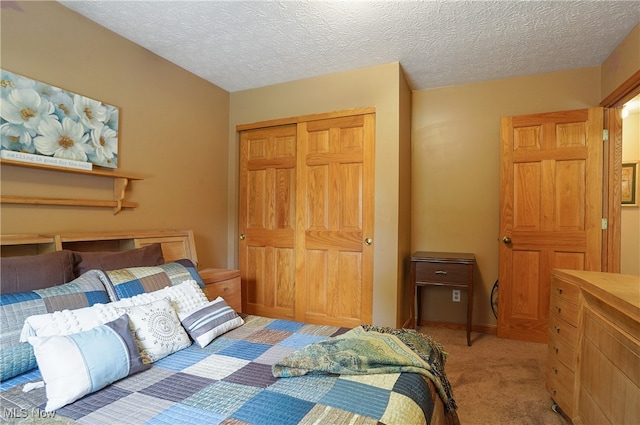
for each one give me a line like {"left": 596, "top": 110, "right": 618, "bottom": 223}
{"left": 602, "top": 218, "right": 608, "bottom": 230}
{"left": 603, "top": 129, "right": 609, "bottom": 142}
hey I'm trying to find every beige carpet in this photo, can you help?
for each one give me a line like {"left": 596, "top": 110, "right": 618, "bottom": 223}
{"left": 419, "top": 326, "right": 569, "bottom": 425}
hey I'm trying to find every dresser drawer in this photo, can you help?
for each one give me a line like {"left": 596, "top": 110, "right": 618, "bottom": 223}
{"left": 415, "top": 262, "right": 469, "bottom": 284}
{"left": 550, "top": 295, "right": 579, "bottom": 327}
{"left": 548, "top": 332, "right": 577, "bottom": 371}
{"left": 549, "top": 314, "right": 578, "bottom": 347}
{"left": 546, "top": 365, "right": 575, "bottom": 417}
{"left": 550, "top": 278, "right": 579, "bottom": 305}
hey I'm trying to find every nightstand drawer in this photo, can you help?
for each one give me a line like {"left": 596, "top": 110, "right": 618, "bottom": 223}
{"left": 199, "top": 268, "right": 242, "bottom": 312}
{"left": 204, "top": 279, "right": 241, "bottom": 312}
{"left": 415, "top": 262, "right": 469, "bottom": 284}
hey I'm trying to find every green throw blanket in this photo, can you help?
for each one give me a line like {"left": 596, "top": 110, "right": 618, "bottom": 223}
{"left": 272, "top": 325, "right": 457, "bottom": 413}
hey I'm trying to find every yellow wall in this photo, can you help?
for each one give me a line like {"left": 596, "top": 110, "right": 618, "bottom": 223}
{"left": 397, "top": 67, "right": 413, "bottom": 327}
{"left": 412, "top": 67, "right": 602, "bottom": 328}
{"left": 621, "top": 107, "right": 640, "bottom": 276}
{"left": 0, "top": 1, "right": 230, "bottom": 268}
{"left": 601, "top": 24, "right": 640, "bottom": 99}
{"left": 229, "top": 63, "right": 409, "bottom": 327}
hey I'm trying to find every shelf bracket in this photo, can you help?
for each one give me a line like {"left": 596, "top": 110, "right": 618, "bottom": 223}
{"left": 113, "top": 177, "right": 128, "bottom": 215}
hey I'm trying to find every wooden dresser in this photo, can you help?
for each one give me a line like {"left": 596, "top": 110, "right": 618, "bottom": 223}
{"left": 547, "top": 269, "right": 640, "bottom": 425}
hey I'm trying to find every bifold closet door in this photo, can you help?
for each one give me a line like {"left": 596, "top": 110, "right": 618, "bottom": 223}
{"left": 239, "top": 125, "right": 297, "bottom": 319}
{"left": 295, "top": 114, "right": 375, "bottom": 327}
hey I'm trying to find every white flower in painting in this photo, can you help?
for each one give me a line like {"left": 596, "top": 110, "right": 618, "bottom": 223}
{"left": 0, "top": 71, "right": 35, "bottom": 94}
{"left": 104, "top": 105, "right": 119, "bottom": 131}
{"left": 34, "top": 117, "right": 90, "bottom": 161}
{"left": 49, "top": 91, "right": 77, "bottom": 121}
{"left": 0, "top": 88, "right": 56, "bottom": 130}
{"left": 73, "top": 94, "right": 106, "bottom": 130}
{"left": 90, "top": 124, "right": 117, "bottom": 163}
{"left": 1, "top": 123, "right": 34, "bottom": 152}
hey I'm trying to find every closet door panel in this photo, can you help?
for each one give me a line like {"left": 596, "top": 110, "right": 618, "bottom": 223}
{"left": 296, "top": 114, "right": 374, "bottom": 327}
{"left": 240, "top": 125, "right": 296, "bottom": 319}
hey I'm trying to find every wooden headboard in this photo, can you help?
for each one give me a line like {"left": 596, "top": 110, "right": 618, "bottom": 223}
{"left": 0, "top": 230, "right": 198, "bottom": 266}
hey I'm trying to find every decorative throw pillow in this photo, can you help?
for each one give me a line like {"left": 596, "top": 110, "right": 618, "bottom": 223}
{"left": 0, "top": 250, "right": 79, "bottom": 294}
{"left": 1, "top": 270, "right": 109, "bottom": 381}
{"left": 123, "top": 279, "right": 208, "bottom": 315}
{"left": 73, "top": 243, "right": 164, "bottom": 277}
{"left": 100, "top": 259, "right": 203, "bottom": 301}
{"left": 20, "top": 280, "right": 207, "bottom": 342}
{"left": 28, "top": 314, "right": 150, "bottom": 411}
{"left": 179, "top": 297, "right": 244, "bottom": 348}
{"left": 117, "top": 298, "right": 191, "bottom": 363}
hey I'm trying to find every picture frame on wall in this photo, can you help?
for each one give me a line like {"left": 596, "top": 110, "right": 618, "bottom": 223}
{"left": 0, "top": 69, "right": 119, "bottom": 169}
{"left": 621, "top": 162, "right": 639, "bottom": 207}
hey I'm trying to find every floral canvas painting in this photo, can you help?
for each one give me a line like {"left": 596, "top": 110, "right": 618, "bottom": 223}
{"left": 0, "top": 69, "right": 119, "bottom": 168}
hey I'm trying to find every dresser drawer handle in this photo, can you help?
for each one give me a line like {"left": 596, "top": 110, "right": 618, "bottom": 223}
{"left": 551, "top": 388, "right": 557, "bottom": 396}
{"left": 553, "top": 346, "right": 559, "bottom": 354}
{"left": 556, "top": 306, "right": 562, "bottom": 313}
{"left": 435, "top": 270, "right": 448, "bottom": 275}
{"left": 552, "top": 367, "right": 558, "bottom": 375}
{"left": 555, "top": 326, "right": 561, "bottom": 333}
{"left": 556, "top": 288, "right": 563, "bottom": 294}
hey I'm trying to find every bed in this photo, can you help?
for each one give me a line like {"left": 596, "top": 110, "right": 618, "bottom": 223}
{"left": 0, "top": 230, "right": 460, "bottom": 425}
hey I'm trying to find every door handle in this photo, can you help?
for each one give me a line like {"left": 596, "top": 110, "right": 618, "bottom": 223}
{"left": 502, "top": 236, "right": 511, "bottom": 244}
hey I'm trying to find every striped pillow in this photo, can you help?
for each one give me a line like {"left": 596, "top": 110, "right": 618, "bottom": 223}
{"left": 179, "top": 297, "right": 244, "bottom": 348}
{"left": 28, "top": 314, "right": 149, "bottom": 411}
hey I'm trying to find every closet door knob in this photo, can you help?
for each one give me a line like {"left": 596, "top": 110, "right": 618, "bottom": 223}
{"left": 364, "top": 238, "right": 373, "bottom": 246}
{"left": 502, "top": 236, "right": 512, "bottom": 244}
{"left": 239, "top": 234, "right": 246, "bottom": 240}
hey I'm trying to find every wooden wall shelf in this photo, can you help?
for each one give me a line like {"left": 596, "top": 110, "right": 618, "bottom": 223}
{"left": 0, "top": 158, "right": 143, "bottom": 214}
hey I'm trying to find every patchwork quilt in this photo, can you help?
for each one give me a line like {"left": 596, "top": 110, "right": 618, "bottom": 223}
{"left": 0, "top": 315, "right": 460, "bottom": 425}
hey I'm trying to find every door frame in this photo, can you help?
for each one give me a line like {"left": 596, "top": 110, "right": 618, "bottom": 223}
{"left": 600, "top": 69, "right": 640, "bottom": 272}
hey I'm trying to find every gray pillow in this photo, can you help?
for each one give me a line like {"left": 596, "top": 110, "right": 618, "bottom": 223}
{"left": 73, "top": 243, "right": 164, "bottom": 277}
{"left": 0, "top": 250, "right": 78, "bottom": 294}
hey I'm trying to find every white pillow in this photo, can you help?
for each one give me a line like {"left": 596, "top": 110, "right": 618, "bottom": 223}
{"left": 21, "top": 280, "right": 208, "bottom": 341}
{"left": 28, "top": 314, "right": 149, "bottom": 411}
{"left": 117, "top": 298, "right": 191, "bottom": 363}
{"left": 179, "top": 297, "right": 244, "bottom": 348}
{"left": 124, "top": 279, "right": 208, "bottom": 314}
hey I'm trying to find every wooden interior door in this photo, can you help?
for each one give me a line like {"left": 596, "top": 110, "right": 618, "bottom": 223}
{"left": 498, "top": 108, "right": 603, "bottom": 343}
{"left": 295, "top": 114, "right": 375, "bottom": 327}
{"left": 239, "top": 125, "right": 297, "bottom": 319}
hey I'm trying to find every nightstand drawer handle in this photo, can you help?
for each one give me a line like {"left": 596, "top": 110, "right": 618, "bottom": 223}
{"left": 435, "top": 270, "right": 448, "bottom": 275}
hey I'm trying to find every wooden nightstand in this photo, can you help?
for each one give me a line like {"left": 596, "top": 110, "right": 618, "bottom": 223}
{"left": 410, "top": 251, "right": 475, "bottom": 346}
{"left": 198, "top": 268, "right": 242, "bottom": 312}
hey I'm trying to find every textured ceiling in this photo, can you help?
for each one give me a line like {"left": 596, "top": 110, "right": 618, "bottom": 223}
{"left": 59, "top": 1, "right": 640, "bottom": 93}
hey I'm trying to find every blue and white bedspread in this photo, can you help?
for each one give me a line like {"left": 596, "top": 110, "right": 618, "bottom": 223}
{"left": 0, "top": 315, "right": 460, "bottom": 425}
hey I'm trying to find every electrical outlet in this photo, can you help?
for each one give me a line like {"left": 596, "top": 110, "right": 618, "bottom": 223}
{"left": 452, "top": 289, "right": 461, "bottom": 302}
